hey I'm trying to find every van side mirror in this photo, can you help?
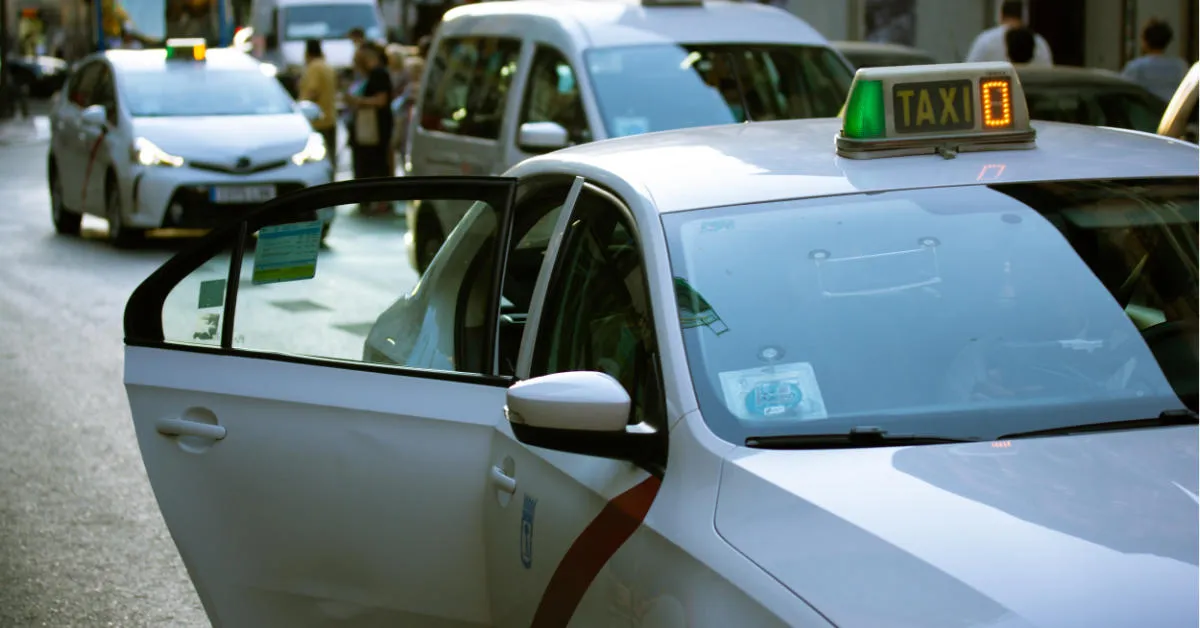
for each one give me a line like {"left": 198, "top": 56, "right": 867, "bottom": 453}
{"left": 518, "top": 121, "right": 569, "bottom": 153}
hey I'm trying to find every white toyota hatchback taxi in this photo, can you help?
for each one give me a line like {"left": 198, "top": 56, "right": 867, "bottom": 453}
{"left": 124, "top": 62, "right": 1198, "bottom": 627}
{"left": 48, "top": 39, "right": 334, "bottom": 248}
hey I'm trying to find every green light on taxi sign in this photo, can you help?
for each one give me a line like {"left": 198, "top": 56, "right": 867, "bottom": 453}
{"left": 842, "top": 79, "right": 885, "bottom": 140}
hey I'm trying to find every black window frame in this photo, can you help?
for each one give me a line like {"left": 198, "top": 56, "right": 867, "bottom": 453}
{"left": 527, "top": 185, "right": 669, "bottom": 430}
{"left": 124, "top": 176, "right": 520, "bottom": 387}
{"left": 516, "top": 44, "right": 591, "bottom": 151}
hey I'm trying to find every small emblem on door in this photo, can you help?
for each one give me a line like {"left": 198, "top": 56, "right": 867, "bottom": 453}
{"left": 520, "top": 494, "right": 537, "bottom": 569}
{"left": 235, "top": 156, "right": 251, "bottom": 170}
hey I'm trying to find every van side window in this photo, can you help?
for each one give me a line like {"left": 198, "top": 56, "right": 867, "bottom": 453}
{"left": 518, "top": 46, "right": 590, "bottom": 147}
{"left": 420, "top": 36, "right": 521, "bottom": 140}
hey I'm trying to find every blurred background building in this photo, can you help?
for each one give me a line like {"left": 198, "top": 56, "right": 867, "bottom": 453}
{"left": 3, "top": 0, "right": 1196, "bottom": 67}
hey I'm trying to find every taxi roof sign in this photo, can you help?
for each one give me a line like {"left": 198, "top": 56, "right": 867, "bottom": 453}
{"left": 165, "top": 38, "right": 207, "bottom": 61}
{"left": 837, "top": 62, "right": 1035, "bottom": 160}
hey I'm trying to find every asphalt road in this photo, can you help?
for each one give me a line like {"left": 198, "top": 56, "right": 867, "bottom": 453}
{"left": 0, "top": 116, "right": 417, "bottom": 626}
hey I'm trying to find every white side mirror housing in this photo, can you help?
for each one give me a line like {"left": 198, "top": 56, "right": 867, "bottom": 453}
{"left": 506, "top": 371, "right": 630, "bottom": 432}
{"left": 80, "top": 104, "right": 107, "bottom": 127}
{"left": 297, "top": 100, "right": 322, "bottom": 123}
{"left": 517, "top": 121, "right": 569, "bottom": 153}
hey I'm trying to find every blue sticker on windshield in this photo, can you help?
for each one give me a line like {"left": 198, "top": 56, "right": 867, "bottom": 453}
{"left": 719, "top": 362, "right": 828, "bottom": 422}
{"left": 520, "top": 494, "right": 537, "bottom": 569}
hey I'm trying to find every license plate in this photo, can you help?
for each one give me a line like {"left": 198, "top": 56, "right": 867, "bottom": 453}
{"left": 210, "top": 185, "right": 277, "bottom": 204}
{"left": 891, "top": 79, "right": 975, "bottom": 135}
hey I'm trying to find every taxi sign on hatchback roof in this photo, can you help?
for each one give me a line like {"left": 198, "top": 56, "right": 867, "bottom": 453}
{"left": 837, "top": 62, "right": 1035, "bottom": 160}
{"left": 165, "top": 38, "right": 207, "bottom": 61}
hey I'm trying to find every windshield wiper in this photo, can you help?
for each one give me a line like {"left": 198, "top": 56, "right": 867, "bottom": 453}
{"left": 745, "top": 426, "right": 980, "bottom": 450}
{"left": 996, "top": 409, "right": 1199, "bottom": 441}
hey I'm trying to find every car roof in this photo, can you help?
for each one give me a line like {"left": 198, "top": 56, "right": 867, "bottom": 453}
{"left": 440, "top": 0, "right": 828, "bottom": 49}
{"left": 1015, "top": 65, "right": 1140, "bottom": 89}
{"left": 510, "top": 118, "right": 1200, "bottom": 213}
{"left": 831, "top": 40, "right": 934, "bottom": 58}
{"left": 104, "top": 48, "right": 263, "bottom": 72}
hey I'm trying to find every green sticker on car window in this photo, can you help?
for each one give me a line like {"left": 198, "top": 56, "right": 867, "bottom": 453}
{"left": 252, "top": 220, "right": 322, "bottom": 285}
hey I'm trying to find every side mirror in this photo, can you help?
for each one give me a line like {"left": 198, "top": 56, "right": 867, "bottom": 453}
{"left": 80, "top": 104, "right": 107, "bottom": 127}
{"left": 517, "top": 121, "right": 569, "bottom": 153}
{"left": 505, "top": 371, "right": 667, "bottom": 470}
{"left": 297, "top": 100, "right": 322, "bottom": 122}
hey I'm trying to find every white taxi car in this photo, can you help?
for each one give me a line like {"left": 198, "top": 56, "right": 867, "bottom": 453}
{"left": 123, "top": 62, "right": 1198, "bottom": 627}
{"left": 48, "top": 39, "right": 334, "bottom": 248}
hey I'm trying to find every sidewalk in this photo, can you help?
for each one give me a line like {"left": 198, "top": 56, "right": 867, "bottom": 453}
{"left": 0, "top": 116, "right": 39, "bottom": 146}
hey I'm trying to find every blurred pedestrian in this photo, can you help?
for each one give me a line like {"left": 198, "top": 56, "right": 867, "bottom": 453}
{"left": 345, "top": 44, "right": 394, "bottom": 212}
{"left": 392, "top": 55, "right": 424, "bottom": 172}
{"left": 18, "top": 9, "right": 46, "bottom": 56}
{"left": 299, "top": 38, "right": 338, "bottom": 168}
{"left": 1122, "top": 19, "right": 1190, "bottom": 102}
{"left": 384, "top": 44, "right": 412, "bottom": 176}
{"left": 348, "top": 27, "right": 366, "bottom": 50}
{"left": 965, "top": 1, "right": 1052, "bottom": 67}
{"left": 1005, "top": 27, "right": 1036, "bottom": 65}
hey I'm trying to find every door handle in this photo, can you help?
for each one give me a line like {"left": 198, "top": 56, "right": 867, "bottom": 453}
{"left": 156, "top": 417, "right": 226, "bottom": 440}
{"left": 490, "top": 465, "right": 517, "bottom": 494}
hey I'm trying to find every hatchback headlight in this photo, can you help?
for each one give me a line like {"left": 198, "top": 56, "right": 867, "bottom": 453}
{"left": 292, "top": 132, "right": 327, "bottom": 166}
{"left": 133, "top": 137, "right": 183, "bottom": 167}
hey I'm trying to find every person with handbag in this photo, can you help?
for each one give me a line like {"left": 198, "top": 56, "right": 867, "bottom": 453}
{"left": 344, "top": 44, "right": 394, "bottom": 214}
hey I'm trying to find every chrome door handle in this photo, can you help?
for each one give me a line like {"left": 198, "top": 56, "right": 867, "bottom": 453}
{"left": 156, "top": 417, "right": 226, "bottom": 440}
{"left": 490, "top": 465, "right": 517, "bottom": 494}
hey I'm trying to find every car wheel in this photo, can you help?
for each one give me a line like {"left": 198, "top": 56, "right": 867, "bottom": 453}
{"left": 416, "top": 219, "right": 444, "bottom": 274}
{"left": 106, "top": 177, "right": 143, "bottom": 248}
{"left": 49, "top": 165, "right": 81, "bottom": 235}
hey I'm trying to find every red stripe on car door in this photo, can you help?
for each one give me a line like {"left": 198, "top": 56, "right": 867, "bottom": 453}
{"left": 529, "top": 475, "right": 663, "bottom": 628}
{"left": 80, "top": 132, "right": 107, "bottom": 208}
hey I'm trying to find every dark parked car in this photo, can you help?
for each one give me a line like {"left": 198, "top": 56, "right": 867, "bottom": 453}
{"left": 831, "top": 40, "right": 937, "bottom": 69}
{"left": 1018, "top": 66, "right": 1167, "bottom": 134}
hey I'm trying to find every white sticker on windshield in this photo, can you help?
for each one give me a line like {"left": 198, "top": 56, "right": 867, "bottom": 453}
{"left": 587, "top": 49, "right": 623, "bottom": 74}
{"left": 612, "top": 116, "right": 650, "bottom": 138}
{"left": 718, "top": 361, "right": 828, "bottom": 422}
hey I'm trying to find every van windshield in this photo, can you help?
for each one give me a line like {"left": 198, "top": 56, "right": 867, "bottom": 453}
{"left": 583, "top": 43, "right": 852, "bottom": 137}
{"left": 281, "top": 4, "right": 382, "bottom": 41}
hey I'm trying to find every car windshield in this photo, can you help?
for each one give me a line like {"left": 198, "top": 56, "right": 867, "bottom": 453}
{"left": 663, "top": 178, "right": 1199, "bottom": 445}
{"left": 583, "top": 43, "right": 852, "bottom": 138}
{"left": 282, "top": 4, "right": 382, "bottom": 41}
{"left": 119, "top": 67, "right": 295, "bottom": 117}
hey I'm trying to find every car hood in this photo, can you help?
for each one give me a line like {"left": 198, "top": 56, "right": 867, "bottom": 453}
{"left": 715, "top": 426, "right": 1199, "bottom": 628}
{"left": 132, "top": 114, "right": 311, "bottom": 165}
{"left": 281, "top": 39, "right": 355, "bottom": 71}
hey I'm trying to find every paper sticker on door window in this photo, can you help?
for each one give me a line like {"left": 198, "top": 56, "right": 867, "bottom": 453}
{"left": 252, "top": 220, "right": 322, "bottom": 285}
{"left": 193, "top": 312, "right": 220, "bottom": 342}
{"left": 612, "top": 116, "right": 650, "bottom": 138}
{"left": 198, "top": 279, "right": 226, "bottom": 309}
{"left": 520, "top": 494, "right": 537, "bottom": 569}
{"left": 718, "top": 362, "right": 827, "bottom": 422}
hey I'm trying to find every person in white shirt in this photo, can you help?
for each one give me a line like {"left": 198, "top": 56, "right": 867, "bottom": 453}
{"left": 965, "top": 1, "right": 1053, "bottom": 67}
{"left": 1121, "top": 19, "right": 1190, "bottom": 102}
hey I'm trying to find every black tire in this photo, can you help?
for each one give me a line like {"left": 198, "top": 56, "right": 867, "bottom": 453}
{"left": 105, "top": 176, "right": 143, "bottom": 248}
{"left": 415, "top": 216, "right": 444, "bottom": 274}
{"left": 49, "top": 163, "right": 81, "bottom": 235}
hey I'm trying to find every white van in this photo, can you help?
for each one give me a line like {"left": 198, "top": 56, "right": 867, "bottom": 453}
{"left": 404, "top": 0, "right": 854, "bottom": 272}
{"left": 249, "top": 0, "right": 386, "bottom": 94}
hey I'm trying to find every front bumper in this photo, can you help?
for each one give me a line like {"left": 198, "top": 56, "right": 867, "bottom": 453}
{"left": 127, "top": 161, "right": 334, "bottom": 230}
